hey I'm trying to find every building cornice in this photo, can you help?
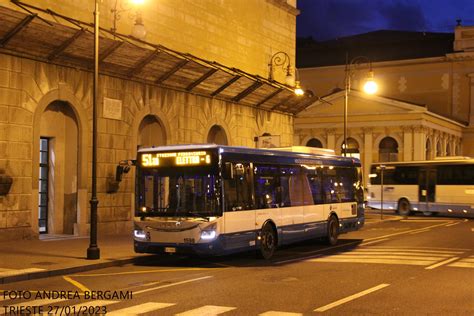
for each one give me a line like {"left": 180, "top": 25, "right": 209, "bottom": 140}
{"left": 266, "top": 0, "right": 300, "bottom": 16}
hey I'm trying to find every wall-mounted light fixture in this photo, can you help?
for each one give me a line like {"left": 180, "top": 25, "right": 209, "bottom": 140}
{"left": 111, "top": 0, "right": 147, "bottom": 40}
{"left": 268, "top": 51, "right": 304, "bottom": 96}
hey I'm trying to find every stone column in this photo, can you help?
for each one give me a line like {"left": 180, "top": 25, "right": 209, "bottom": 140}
{"left": 362, "top": 127, "right": 373, "bottom": 185}
{"left": 413, "top": 126, "right": 427, "bottom": 160}
{"left": 402, "top": 125, "right": 414, "bottom": 161}
{"left": 325, "top": 128, "right": 336, "bottom": 151}
{"left": 469, "top": 73, "right": 474, "bottom": 127}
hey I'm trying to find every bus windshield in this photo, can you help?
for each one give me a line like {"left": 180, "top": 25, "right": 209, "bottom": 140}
{"left": 137, "top": 168, "right": 221, "bottom": 218}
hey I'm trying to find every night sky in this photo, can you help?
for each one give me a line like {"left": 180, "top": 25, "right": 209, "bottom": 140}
{"left": 297, "top": 0, "right": 474, "bottom": 41}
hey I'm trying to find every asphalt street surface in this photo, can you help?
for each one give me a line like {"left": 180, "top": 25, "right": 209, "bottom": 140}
{"left": 1, "top": 213, "right": 473, "bottom": 315}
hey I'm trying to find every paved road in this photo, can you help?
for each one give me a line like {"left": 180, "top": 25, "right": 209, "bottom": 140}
{"left": 1, "top": 215, "right": 473, "bottom": 315}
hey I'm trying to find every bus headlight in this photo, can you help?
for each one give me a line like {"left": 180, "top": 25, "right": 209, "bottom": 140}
{"left": 201, "top": 230, "right": 216, "bottom": 240}
{"left": 134, "top": 229, "right": 147, "bottom": 240}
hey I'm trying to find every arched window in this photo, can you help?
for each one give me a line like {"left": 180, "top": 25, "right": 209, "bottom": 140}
{"left": 306, "top": 138, "right": 323, "bottom": 148}
{"left": 379, "top": 137, "right": 398, "bottom": 162}
{"left": 425, "top": 139, "right": 431, "bottom": 160}
{"left": 342, "top": 137, "right": 360, "bottom": 159}
{"left": 207, "top": 125, "right": 228, "bottom": 145}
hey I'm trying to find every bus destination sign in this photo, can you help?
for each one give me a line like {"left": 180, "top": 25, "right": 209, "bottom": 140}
{"left": 141, "top": 151, "right": 211, "bottom": 167}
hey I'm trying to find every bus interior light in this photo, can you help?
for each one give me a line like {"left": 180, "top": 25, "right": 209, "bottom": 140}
{"left": 463, "top": 210, "right": 468, "bottom": 213}
{"left": 448, "top": 209, "right": 453, "bottom": 212}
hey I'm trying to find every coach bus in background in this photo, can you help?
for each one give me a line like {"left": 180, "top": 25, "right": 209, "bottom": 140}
{"left": 121, "top": 144, "right": 364, "bottom": 259}
{"left": 367, "top": 157, "right": 474, "bottom": 217}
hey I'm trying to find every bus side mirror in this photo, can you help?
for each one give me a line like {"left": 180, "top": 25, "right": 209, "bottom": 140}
{"left": 116, "top": 160, "right": 134, "bottom": 182}
{"left": 223, "top": 162, "right": 234, "bottom": 179}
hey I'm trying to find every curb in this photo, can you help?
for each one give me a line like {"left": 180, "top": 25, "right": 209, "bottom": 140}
{"left": 0, "top": 256, "right": 151, "bottom": 285}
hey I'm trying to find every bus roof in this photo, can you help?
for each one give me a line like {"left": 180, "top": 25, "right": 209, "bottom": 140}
{"left": 371, "top": 157, "right": 474, "bottom": 167}
{"left": 138, "top": 144, "right": 359, "bottom": 164}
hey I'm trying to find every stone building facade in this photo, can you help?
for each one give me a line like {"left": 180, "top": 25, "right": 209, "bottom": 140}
{"left": 0, "top": 0, "right": 306, "bottom": 240}
{"left": 296, "top": 25, "right": 474, "bottom": 182}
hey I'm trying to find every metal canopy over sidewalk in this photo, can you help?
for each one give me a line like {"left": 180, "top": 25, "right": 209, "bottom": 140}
{"left": 0, "top": 1, "right": 317, "bottom": 114}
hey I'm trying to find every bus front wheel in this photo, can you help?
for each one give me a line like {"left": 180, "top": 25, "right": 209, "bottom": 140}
{"left": 398, "top": 199, "right": 411, "bottom": 216}
{"left": 258, "top": 223, "right": 277, "bottom": 260}
{"left": 325, "top": 215, "right": 339, "bottom": 246}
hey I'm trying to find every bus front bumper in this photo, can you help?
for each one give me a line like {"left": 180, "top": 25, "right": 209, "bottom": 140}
{"left": 134, "top": 238, "right": 225, "bottom": 256}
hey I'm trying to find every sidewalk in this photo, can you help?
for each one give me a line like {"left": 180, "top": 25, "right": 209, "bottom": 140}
{"left": 0, "top": 233, "right": 149, "bottom": 284}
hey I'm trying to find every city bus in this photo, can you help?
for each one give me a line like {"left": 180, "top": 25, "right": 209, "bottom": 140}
{"left": 128, "top": 144, "right": 364, "bottom": 259}
{"left": 367, "top": 158, "right": 474, "bottom": 217}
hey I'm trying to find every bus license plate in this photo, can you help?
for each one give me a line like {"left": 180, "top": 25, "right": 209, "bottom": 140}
{"left": 165, "top": 247, "right": 176, "bottom": 253}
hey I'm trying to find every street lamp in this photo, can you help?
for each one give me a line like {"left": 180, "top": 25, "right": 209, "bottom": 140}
{"left": 343, "top": 56, "right": 378, "bottom": 156}
{"left": 111, "top": 0, "right": 147, "bottom": 40}
{"left": 87, "top": 0, "right": 144, "bottom": 260}
{"left": 268, "top": 51, "right": 304, "bottom": 96}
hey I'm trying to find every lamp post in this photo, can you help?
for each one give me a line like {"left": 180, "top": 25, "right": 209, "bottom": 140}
{"left": 87, "top": 0, "right": 100, "bottom": 260}
{"left": 87, "top": 0, "right": 145, "bottom": 260}
{"left": 343, "top": 56, "right": 378, "bottom": 156}
{"left": 268, "top": 51, "right": 304, "bottom": 96}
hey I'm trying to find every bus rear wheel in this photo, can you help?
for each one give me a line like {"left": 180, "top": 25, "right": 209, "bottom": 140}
{"left": 325, "top": 215, "right": 339, "bottom": 246}
{"left": 398, "top": 199, "right": 411, "bottom": 216}
{"left": 258, "top": 223, "right": 277, "bottom": 260}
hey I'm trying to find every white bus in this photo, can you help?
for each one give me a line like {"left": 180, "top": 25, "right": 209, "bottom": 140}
{"left": 124, "top": 144, "right": 364, "bottom": 259}
{"left": 367, "top": 158, "right": 474, "bottom": 217}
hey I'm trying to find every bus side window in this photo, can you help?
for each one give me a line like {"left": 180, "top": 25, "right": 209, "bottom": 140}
{"left": 322, "top": 166, "right": 340, "bottom": 203}
{"left": 223, "top": 163, "right": 253, "bottom": 211}
{"left": 306, "top": 168, "right": 323, "bottom": 204}
{"left": 254, "top": 164, "right": 279, "bottom": 209}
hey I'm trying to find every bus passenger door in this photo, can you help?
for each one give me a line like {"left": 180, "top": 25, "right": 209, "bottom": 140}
{"left": 419, "top": 169, "right": 436, "bottom": 212}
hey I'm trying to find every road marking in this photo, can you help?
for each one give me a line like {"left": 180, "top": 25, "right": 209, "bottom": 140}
{"left": 0, "top": 268, "right": 46, "bottom": 278}
{"left": 425, "top": 257, "right": 460, "bottom": 270}
{"left": 360, "top": 238, "right": 389, "bottom": 246}
{"left": 70, "top": 299, "right": 119, "bottom": 309}
{"left": 307, "top": 246, "right": 463, "bottom": 267}
{"left": 409, "top": 229, "right": 431, "bottom": 235}
{"left": 107, "top": 302, "right": 175, "bottom": 315}
{"left": 74, "top": 267, "right": 225, "bottom": 277}
{"left": 339, "top": 251, "right": 451, "bottom": 258}
{"left": 310, "top": 257, "right": 433, "bottom": 266}
{"left": 354, "top": 248, "right": 460, "bottom": 254}
{"left": 362, "top": 221, "right": 460, "bottom": 242}
{"left": 63, "top": 276, "right": 90, "bottom": 292}
{"left": 448, "top": 256, "right": 474, "bottom": 268}
{"left": 367, "top": 246, "right": 467, "bottom": 252}
{"left": 314, "top": 283, "right": 390, "bottom": 312}
{"left": 449, "top": 262, "right": 474, "bottom": 268}
{"left": 400, "top": 219, "right": 452, "bottom": 222}
{"left": 445, "top": 222, "right": 460, "bottom": 227}
{"left": 175, "top": 305, "right": 236, "bottom": 316}
{"left": 259, "top": 311, "right": 303, "bottom": 316}
{"left": 275, "top": 254, "right": 322, "bottom": 265}
{"left": 134, "top": 276, "right": 213, "bottom": 295}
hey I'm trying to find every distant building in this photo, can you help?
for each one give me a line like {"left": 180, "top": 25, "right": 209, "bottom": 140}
{"left": 0, "top": 0, "right": 311, "bottom": 240}
{"left": 295, "top": 25, "right": 474, "bottom": 182}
